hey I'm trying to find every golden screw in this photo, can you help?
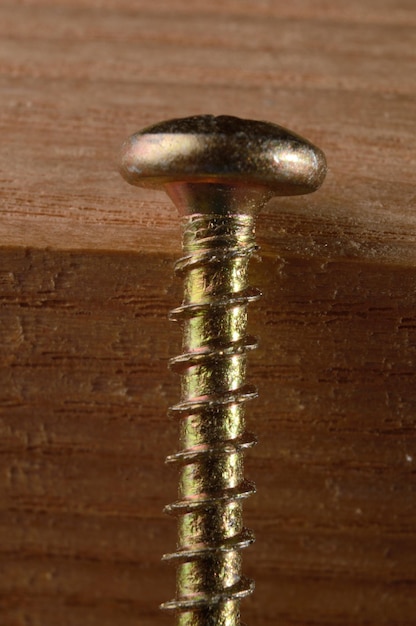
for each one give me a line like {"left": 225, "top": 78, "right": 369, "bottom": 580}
{"left": 119, "top": 115, "right": 326, "bottom": 626}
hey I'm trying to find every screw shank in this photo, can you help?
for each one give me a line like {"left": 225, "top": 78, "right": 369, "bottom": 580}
{"left": 164, "top": 212, "right": 258, "bottom": 625}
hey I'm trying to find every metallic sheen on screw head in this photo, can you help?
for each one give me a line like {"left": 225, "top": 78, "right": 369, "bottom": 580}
{"left": 119, "top": 114, "right": 327, "bottom": 197}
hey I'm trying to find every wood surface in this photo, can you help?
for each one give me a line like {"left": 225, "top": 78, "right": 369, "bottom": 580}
{"left": 1, "top": 1, "right": 416, "bottom": 625}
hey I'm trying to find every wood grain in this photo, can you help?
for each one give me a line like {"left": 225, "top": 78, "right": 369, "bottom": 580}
{"left": 1, "top": 1, "right": 416, "bottom": 625}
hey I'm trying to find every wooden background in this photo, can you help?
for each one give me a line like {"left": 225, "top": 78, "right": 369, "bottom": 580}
{"left": 1, "top": 1, "right": 416, "bottom": 624}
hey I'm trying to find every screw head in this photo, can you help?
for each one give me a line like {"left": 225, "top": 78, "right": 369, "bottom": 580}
{"left": 119, "top": 114, "right": 327, "bottom": 197}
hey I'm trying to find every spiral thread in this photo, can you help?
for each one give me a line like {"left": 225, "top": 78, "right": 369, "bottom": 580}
{"left": 161, "top": 212, "right": 259, "bottom": 626}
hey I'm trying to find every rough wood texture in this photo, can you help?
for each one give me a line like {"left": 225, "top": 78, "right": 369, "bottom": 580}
{"left": 1, "top": 1, "right": 415, "bottom": 625}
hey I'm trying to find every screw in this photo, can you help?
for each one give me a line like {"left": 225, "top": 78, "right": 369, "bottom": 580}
{"left": 119, "top": 115, "right": 326, "bottom": 626}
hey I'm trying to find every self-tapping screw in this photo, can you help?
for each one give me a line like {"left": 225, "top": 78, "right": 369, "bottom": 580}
{"left": 119, "top": 114, "right": 327, "bottom": 626}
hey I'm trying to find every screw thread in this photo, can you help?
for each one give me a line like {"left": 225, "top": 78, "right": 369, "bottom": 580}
{"left": 162, "top": 212, "right": 259, "bottom": 626}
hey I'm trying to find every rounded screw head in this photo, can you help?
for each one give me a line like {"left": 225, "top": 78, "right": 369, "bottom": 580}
{"left": 119, "top": 114, "right": 327, "bottom": 196}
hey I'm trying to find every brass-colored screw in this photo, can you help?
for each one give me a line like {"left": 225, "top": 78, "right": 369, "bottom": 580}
{"left": 119, "top": 115, "right": 326, "bottom": 626}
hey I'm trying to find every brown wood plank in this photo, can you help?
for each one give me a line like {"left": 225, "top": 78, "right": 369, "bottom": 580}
{"left": 1, "top": 1, "right": 416, "bottom": 625}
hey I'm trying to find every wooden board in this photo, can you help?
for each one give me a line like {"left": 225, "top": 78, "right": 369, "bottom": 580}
{"left": 1, "top": 1, "right": 415, "bottom": 625}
